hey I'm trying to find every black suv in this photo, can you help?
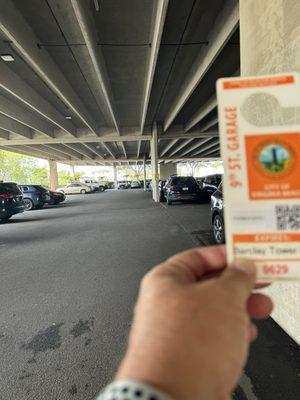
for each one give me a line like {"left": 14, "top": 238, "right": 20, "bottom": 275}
{"left": 163, "top": 176, "right": 201, "bottom": 205}
{"left": 19, "top": 185, "right": 50, "bottom": 211}
{"left": 0, "top": 182, "right": 24, "bottom": 221}
{"left": 201, "top": 174, "right": 223, "bottom": 201}
{"left": 210, "top": 182, "right": 224, "bottom": 244}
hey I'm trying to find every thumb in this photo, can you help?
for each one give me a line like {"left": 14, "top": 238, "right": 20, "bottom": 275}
{"left": 218, "top": 259, "right": 257, "bottom": 302}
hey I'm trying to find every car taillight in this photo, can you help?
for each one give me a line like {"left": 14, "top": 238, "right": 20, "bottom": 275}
{"left": 0, "top": 193, "right": 14, "bottom": 199}
{"left": 170, "top": 185, "right": 177, "bottom": 190}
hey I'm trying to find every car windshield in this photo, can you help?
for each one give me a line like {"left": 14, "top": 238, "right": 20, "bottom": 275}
{"left": 0, "top": 183, "right": 21, "bottom": 195}
{"left": 172, "top": 177, "right": 196, "bottom": 185}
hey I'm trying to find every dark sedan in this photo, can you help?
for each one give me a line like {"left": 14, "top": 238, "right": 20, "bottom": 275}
{"left": 19, "top": 185, "right": 50, "bottom": 211}
{"left": 210, "top": 182, "right": 225, "bottom": 244}
{"left": 0, "top": 182, "right": 24, "bottom": 221}
{"left": 45, "top": 190, "right": 66, "bottom": 205}
{"left": 163, "top": 176, "right": 201, "bottom": 205}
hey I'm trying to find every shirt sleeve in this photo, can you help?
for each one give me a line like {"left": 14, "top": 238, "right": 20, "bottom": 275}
{"left": 96, "top": 380, "right": 174, "bottom": 400}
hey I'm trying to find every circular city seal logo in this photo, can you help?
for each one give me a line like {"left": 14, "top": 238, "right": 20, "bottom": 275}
{"left": 252, "top": 138, "right": 295, "bottom": 178}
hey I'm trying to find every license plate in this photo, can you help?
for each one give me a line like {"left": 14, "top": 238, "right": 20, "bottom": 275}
{"left": 182, "top": 187, "right": 189, "bottom": 191}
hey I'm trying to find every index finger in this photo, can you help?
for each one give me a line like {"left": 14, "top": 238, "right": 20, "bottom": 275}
{"left": 156, "top": 245, "right": 227, "bottom": 284}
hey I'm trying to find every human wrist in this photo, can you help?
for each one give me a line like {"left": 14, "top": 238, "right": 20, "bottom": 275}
{"left": 116, "top": 348, "right": 229, "bottom": 400}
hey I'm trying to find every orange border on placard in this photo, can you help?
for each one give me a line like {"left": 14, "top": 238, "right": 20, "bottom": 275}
{"left": 233, "top": 233, "right": 300, "bottom": 243}
{"left": 223, "top": 75, "right": 294, "bottom": 90}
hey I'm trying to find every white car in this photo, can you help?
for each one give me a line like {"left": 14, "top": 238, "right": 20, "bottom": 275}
{"left": 79, "top": 179, "right": 99, "bottom": 191}
{"left": 56, "top": 183, "right": 92, "bottom": 194}
{"left": 131, "top": 181, "right": 141, "bottom": 189}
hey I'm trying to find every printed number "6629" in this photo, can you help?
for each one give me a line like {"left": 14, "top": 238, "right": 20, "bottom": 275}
{"left": 263, "top": 265, "right": 289, "bottom": 274}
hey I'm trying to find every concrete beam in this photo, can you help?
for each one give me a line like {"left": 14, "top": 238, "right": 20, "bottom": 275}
{"left": 140, "top": 0, "right": 169, "bottom": 133}
{"left": 42, "top": 144, "right": 79, "bottom": 160}
{"left": 172, "top": 138, "right": 213, "bottom": 158}
{"left": 63, "top": 143, "right": 94, "bottom": 160}
{"left": 0, "top": 114, "right": 33, "bottom": 138}
{"left": 71, "top": 0, "right": 120, "bottom": 132}
{"left": 0, "top": 0, "right": 97, "bottom": 134}
{"left": 0, "top": 132, "right": 219, "bottom": 147}
{"left": 200, "top": 116, "right": 219, "bottom": 132}
{"left": 45, "top": 156, "right": 219, "bottom": 164}
{"left": 163, "top": 0, "right": 239, "bottom": 131}
{"left": 102, "top": 142, "right": 116, "bottom": 159}
{"left": 184, "top": 95, "right": 217, "bottom": 132}
{"left": 188, "top": 140, "right": 219, "bottom": 157}
{"left": 0, "top": 95, "right": 54, "bottom": 138}
{"left": 26, "top": 144, "right": 71, "bottom": 160}
{"left": 167, "top": 139, "right": 194, "bottom": 157}
{"left": 120, "top": 142, "right": 127, "bottom": 158}
{"left": 1, "top": 145, "right": 53, "bottom": 160}
{"left": 159, "top": 139, "right": 178, "bottom": 156}
{"left": 159, "top": 131, "right": 219, "bottom": 140}
{"left": 0, "top": 128, "right": 9, "bottom": 140}
{"left": 0, "top": 61, "right": 76, "bottom": 136}
{"left": 82, "top": 143, "right": 104, "bottom": 159}
{"left": 0, "top": 134, "right": 152, "bottom": 146}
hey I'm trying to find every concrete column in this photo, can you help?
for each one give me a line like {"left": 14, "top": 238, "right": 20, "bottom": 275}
{"left": 143, "top": 155, "right": 147, "bottom": 191}
{"left": 113, "top": 164, "right": 118, "bottom": 189}
{"left": 160, "top": 163, "right": 177, "bottom": 180}
{"left": 48, "top": 160, "right": 58, "bottom": 190}
{"left": 240, "top": 0, "right": 300, "bottom": 343}
{"left": 70, "top": 164, "right": 75, "bottom": 177}
{"left": 150, "top": 122, "right": 159, "bottom": 202}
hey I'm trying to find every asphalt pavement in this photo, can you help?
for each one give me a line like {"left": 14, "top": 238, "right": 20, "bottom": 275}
{"left": 0, "top": 190, "right": 298, "bottom": 399}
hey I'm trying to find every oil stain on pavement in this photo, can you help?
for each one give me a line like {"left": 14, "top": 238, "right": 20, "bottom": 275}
{"left": 70, "top": 318, "right": 94, "bottom": 338}
{"left": 20, "top": 323, "right": 64, "bottom": 362}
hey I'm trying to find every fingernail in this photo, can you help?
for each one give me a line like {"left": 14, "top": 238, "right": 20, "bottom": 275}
{"left": 233, "top": 259, "right": 256, "bottom": 276}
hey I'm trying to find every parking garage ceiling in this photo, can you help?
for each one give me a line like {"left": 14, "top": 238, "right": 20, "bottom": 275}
{"left": 0, "top": 0, "right": 239, "bottom": 165}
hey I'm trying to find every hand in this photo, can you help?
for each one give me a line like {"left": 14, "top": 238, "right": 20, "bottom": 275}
{"left": 116, "top": 246, "right": 273, "bottom": 399}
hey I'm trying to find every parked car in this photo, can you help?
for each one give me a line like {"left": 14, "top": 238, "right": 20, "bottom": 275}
{"left": 131, "top": 181, "right": 141, "bottom": 189}
{"left": 56, "top": 183, "right": 92, "bottom": 194}
{"left": 210, "top": 181, "right": 225, "bottom": 244}
{"left": 200, "top": 174, "right": 223, "bottom": 201}
{"left": 118, "top": 181, "right": 130, "bottom": 189}
{"left": 19, "top": 184, "right": 50, "bottom": 211}
{"left": 79, "top": 179, "right": 106, "bottom": 192}
{"left": 45, "top": 190, "right": 66, "bottom": 205}
{"left": 163, "top": 176, "right": 201, "bottom": 205}
{"left": 159, "top": 180, "right": 167, "bottom": 201}
{"left": 0, "top": 182, "right": 24, "bottom": 220}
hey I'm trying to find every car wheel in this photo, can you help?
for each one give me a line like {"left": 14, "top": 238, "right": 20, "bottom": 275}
{"left": 99, "top": 187, "right": 104, "bottom": 192}
{"left": 23, "top": 198, "right": 34, "bottom": 211}
{"left": 213, "top": 215, "right": 225, "bottom": 244}
{"left": 80, "top": 189, "right": 86, "bottom": 194}
{"left": 167, "top": 197, "right": 172, "bottom": 205}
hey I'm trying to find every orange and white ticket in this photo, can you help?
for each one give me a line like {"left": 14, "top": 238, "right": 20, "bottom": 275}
{"left": 217, "top": 73, "right": 300, "bottom": 282}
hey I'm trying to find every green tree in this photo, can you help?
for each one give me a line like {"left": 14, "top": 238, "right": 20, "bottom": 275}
{"left": 57, "top": 171, "right": 83, "bottom": 187}
{"left": 30, "top": 167, "right": 49, "bottom": 187}
{"left": 0, "top": 150, "right": 36, "bottom": 183}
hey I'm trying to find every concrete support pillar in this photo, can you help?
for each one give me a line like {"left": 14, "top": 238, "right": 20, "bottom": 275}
{"left": 143, "top": 155, "right": 147, "bottom": 191}
{"left": 160, "top": 163, "right": 177, "bottom": 180}
{"left": 70, "top": 164, "right": 75, "bottom": 177}
{"left": 113, "top": 164, "right": 118, "bottom": 189}
{"left": 240, "top": 0, "right": 300, "bottom": 343}
{"left": 48, "top": 160, "right": 58, "bottom": 190}
{"left": 150, "top": 122, "right": 159, "bottom": 202}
